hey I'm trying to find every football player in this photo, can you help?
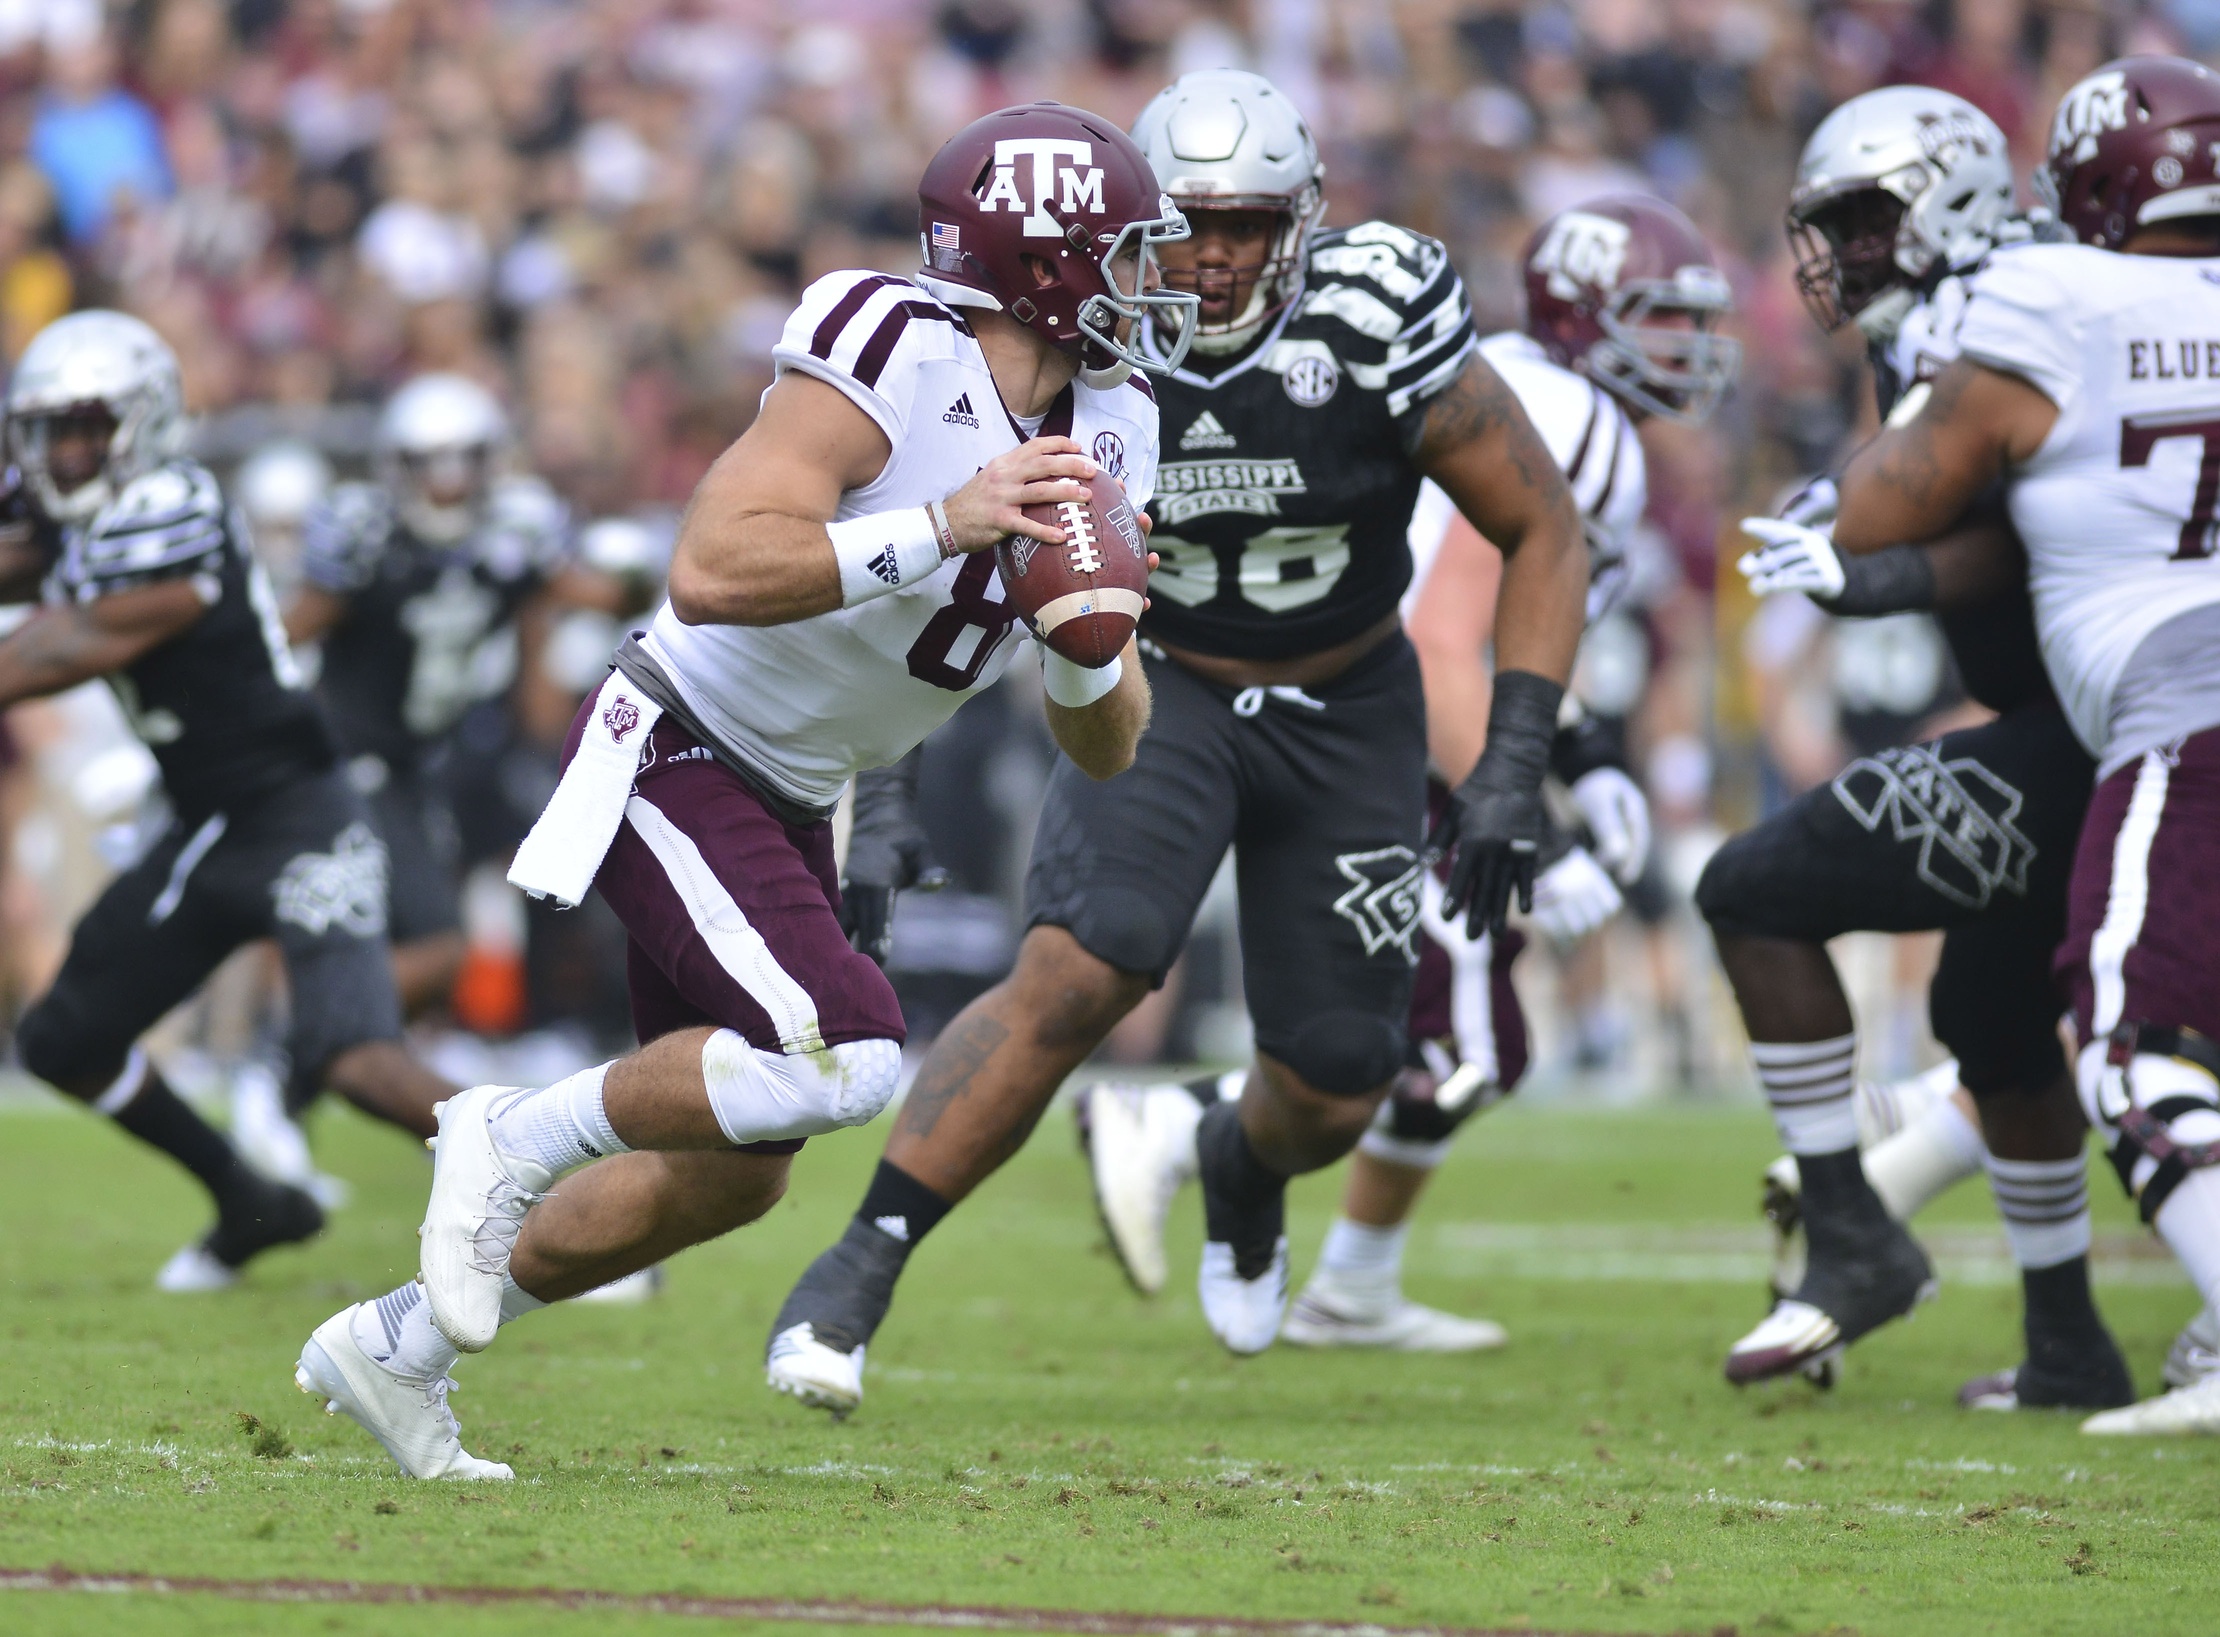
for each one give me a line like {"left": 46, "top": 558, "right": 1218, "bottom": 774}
{"left": 293, "top": 101, "right": 1181, "bottom": 1478}
{"left": 0, "top": 311, "right": 453, "bottom": 1288}
{"left": 766, "top": 69, "right": 1587, "bottom": 1414}
{"left": 288, "top": 374, "right": 572, "bottom": 1016}
{"left": 1082, "top": 195, "right": 1739, "bottom": 1350}
{"left": 1819, "top": 54, "right": 2220, "bottom": 1433}
{"left": 1697, "top": 86, "right": 2134, "bottom": 1411}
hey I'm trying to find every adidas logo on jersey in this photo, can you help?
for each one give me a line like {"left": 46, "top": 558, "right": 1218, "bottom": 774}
{"left": 943, "top": 393, "right": 981, "bottom": 429}
{"left": 1180, "top": 411, "right": 1236, "bottom": 451}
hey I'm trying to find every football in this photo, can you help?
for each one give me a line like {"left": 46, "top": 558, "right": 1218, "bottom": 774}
{"left": 995, "top": 468, "right": 1148, "bottom": 668}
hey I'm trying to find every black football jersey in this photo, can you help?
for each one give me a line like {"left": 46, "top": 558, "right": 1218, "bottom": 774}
{"left": 46, "top": 460, "right": 334, "bottom": 819}
{"left": 301, "top": 476, "right": 569, "bottom": 770}
{"left": 1136, "top": 222, "right": 1478, "bottom": 661}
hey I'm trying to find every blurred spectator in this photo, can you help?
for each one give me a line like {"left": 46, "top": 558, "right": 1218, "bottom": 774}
{"left": 30, "top": 32, "right": 170, "bottom": 244}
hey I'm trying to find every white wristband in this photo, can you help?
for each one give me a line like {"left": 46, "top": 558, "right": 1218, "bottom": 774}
{"left": 1041, "top": 645, "right": 1123, "bottom": 708}
{"left": 831, "top": 508, "right": 944, "bottom": 607}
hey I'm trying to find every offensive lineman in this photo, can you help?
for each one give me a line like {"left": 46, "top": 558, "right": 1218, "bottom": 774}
{"left": 289, "top": 374, "right": 572, "bottom": 1017}
{"left": 0, "top": 311, "right": 452, "bottom": 1287}
{"left": 1082, "top": 195, "right": 1740, "bottom": 1350}
{"left": 292, "top": 101, "right": 1185, "bottom": 1478}
{"left": 1698, "top": 87, "right": 2132, "bottom": 1409}
{"left": 1818, "top": 53, "right": 2220, "bottom": 1433}
{"left": 767, "top": 68, "right": 1587, "bottom": 1413}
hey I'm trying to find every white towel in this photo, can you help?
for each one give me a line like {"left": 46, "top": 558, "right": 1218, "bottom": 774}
{"left": 509, "top": 672, "right": 664, "bottom": 908}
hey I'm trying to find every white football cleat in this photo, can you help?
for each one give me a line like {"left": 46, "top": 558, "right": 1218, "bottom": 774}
{"left": 1760, "top": 1155, "right": 1803, "bottom": 1303}
{"left": 419, "top": 1087, "right": 550, "bottom": 1353}
{"left": 1283, "top": 1275, "right": 1507, "bottom": 1352}
{"left": 765, "top": 1322, "right": 865, "bottom": 1419}
{"left": 1724, "top": 1299, "right": 1842, "bottom": 1383}
{"left": 2164, "top": 1303, "right": 2220, "bottom": 1390}
{"left": 2083, "top": 1372, "right": 2220, "bottom": 1436}
{"left": 1199, "top": 1238, "right": 1288, "bottom": 1356}
{"left": 296, "top": 1305, "right": 512, "bottom": 1480}
{"left": 230, "top": 1061, "right": 350, "bottom": 1209}
{"left": 155, "top": 1244, "right": 237, "bottom": 1293}
{"left": 1078, "top": 1081, "right": 1202, "bottom": 1297}
{"left": 573, "top": 1264, "right": 666, "bottom": 1305}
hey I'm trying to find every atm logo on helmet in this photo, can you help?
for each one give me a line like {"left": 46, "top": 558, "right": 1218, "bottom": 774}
{"left": 2051, "top": 70, "right": 2128, "bottom": 164}
{"left": 1530, "top": 211, "right": 1629, "bottom": 300}
{"left": 977, "top": 139, "right": 1106, "bottom": 237}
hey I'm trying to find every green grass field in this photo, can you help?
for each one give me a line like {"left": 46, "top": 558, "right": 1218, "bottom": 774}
{"left": 3, "top": 1084, "right": 2217, "bottom": 1637}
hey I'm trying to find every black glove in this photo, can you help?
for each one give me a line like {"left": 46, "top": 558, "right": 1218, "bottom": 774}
{"left": 1440, "top": 670, "right": 1564, "bottom": 938}
{"left": 839, "top": 748, "right": 947, "bottom": 966}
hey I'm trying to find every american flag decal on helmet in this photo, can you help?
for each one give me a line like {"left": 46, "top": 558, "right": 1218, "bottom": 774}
{"left": 931, "top": 222, "right": 961, "bottom": 253}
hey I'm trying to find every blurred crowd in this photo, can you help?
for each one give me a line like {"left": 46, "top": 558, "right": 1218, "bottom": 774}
{"left": 0, "top": 0, "right": 2197, "bottom": 1097}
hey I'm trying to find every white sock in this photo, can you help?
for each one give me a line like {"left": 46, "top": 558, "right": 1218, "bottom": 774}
{"left": 1315, "top": 1218, "right": 1407, "bottom": 1287}
{"left": 1984, "top": 1152, "right": 2094, "bottom": 1270}
{"left": 1864, "top": 1096, "right": 1987, "bottom": 1220}
{"left": 488, "top": 1063, "right": 628, "bottom": 1177}
{"left": 354, "top": 1274, "right": 548, "bottom": 1381}
{"left": 2154, "top": 1108, "right": 2220, "bottom": 1310}
{"left": 1751, "top": 1034, "right": 1859, "bottom": 1156}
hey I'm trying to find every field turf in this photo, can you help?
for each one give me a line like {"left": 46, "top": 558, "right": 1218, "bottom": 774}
{"left": 2, "top": 1084, "right": 2216, "bottom": 1637}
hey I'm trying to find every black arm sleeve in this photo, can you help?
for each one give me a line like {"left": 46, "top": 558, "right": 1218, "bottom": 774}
{"left": 1814, "top": 543, "right": 1938, "bottom": 618}
{"left": 1549, "top": 702, "right": 1628, "bottom": 784}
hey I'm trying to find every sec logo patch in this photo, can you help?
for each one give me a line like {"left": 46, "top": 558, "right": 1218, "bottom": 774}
{"left": 1283, "top": 355, "right": 1339, "bottom": 407}
{"left": 1091, "top": 430, "right": 1126, "bottom": 479}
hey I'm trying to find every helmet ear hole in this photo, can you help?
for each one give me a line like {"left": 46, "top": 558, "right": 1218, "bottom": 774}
{"left": 1020, "top": 253, "right": 1060, "bottom": 290}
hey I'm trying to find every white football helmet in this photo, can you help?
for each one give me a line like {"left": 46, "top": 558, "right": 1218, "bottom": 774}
{"left": 1787, "top": 86, "right": 2014, "bottom": 344}
{"left": 6, "top": 310, "right": 185, "bottom": 524}
{"left": 375, "top": 373, "right": 509, "bottom": 545}
{"left": 1131, "top": 69, "right": 1325, "bottom": 354}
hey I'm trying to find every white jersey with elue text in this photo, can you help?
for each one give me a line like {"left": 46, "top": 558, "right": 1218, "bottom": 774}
{"left": 1404, "top": 330, "right": 1647, "bottom": 625}
{"left": 1955, "top": 242, "right": 2220, "bottom": 760}
{"left": 640, "top": 270, "right": 1161, "bottom": 812}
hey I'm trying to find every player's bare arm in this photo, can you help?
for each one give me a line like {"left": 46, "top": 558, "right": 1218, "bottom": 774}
{"left": 284, "top": 581, "right": 347, "bottom": 645}
{"left": 667, "top": 372, "right": 1097, "bottom": 628}
{"left": 1833, "top": 357, "right": 2057, "bottom": 553}
{"left": 1413, "top": 353, "right": 1587, "bottom": 684}
{"left": 0, "top": 576, "right": 208, "bottom": 707}
{"left": 1404, "top": 510, "right": 1501, "bottom": 784}
{"left": 1044, "top": 632, "right": 1152, "bottom": 779}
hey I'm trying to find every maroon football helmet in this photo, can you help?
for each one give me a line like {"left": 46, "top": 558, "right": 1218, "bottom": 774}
{"left": 917, "top": 102, "right": 1199, "bottom": 386}
{"left": 2039, "top": 56, "right": 2220, "bottom": 250}
{"left": 1521, "top": 194, "right": 1739, "bottom": 424}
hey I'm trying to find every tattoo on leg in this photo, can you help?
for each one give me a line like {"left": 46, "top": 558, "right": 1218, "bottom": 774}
{"left": 896, "top": 1014, "right": 1011, "bottom": 1140}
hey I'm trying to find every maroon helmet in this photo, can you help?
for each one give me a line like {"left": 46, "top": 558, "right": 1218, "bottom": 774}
{"left": 2039, "top": 56, "right": 2220, "bottom": 250}
{"left": 1521, "top": 194, "right": 1739, "bottom": 424}
{"left": 918, "top": 102, "right": 1199, "bottom": 386}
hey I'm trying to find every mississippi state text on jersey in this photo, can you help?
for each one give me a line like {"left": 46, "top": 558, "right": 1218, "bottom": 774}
{"left": 48, "top": 459, "right": 332, "bottom": 817}
{"left": 1955, "top": 242, "right": 2220, "bottom": 761}
{"left": 637, "top": 268, "right": 1161, "bottom": 812}
{"left": 1138, "top": 221, "right": 1477, "bottom": 660}
{"left": 302, "top": 475, "right": 570, "bottom": 769}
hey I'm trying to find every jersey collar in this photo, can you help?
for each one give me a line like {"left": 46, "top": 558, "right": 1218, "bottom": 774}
{"left": 1139, "top": 296, "right": 1298, "bottom": 393}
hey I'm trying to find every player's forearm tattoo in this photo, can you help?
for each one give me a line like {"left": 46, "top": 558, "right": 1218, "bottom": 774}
{"left": 1417, "top": 358, "right": 1563, "bottom": 532}
{"left": 895, "top": 1014, "right": 1011, "bottom": 1141}
{"left": 1850, "top": 361, "right": 1978, "bottom": 515}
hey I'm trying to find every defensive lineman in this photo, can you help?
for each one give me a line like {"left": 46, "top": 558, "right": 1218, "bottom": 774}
{"left": 1084, "top": 194, "right": 1741, "bottom": 1349}
{"left": 1821, "top": 54, "right": 2220, "bottom": 1433}
{"left": 1700, "top": 86, "right": 2132, "bottom": 1408}
{"left": 294, "top": 101, "right": 1186, "bottom": 1477}
{"left": 0, "top": 311, "right": 451, "bottom": 1288}
{"left": 767, "top": 68, "right": 1587, "bottom": 1413}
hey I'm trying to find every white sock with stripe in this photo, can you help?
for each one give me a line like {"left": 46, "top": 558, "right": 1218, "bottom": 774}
{"left": 1751, "top": 1034, "right": 1860, "bottom": 1156}
{"left": 351, "top": 1275, "right": 546, "bottom": 1381}
{"left": 1864, "top": 1095, "right": 1987, "bottom": 1221}
{"left": 1315, "top": 1218, "right": 1408, "bottom": 1290}
{"left": 487, "top": 1063, "right": 629, "bottom": 1177}
{"left": 1984, "top": 1153, "right": 2093, "bottom": 1270}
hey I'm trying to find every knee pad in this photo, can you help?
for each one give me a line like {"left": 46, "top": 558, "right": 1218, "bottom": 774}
{"left": 15, "top": 993, "right": 118, "bottom": 1092}
{"left": 1355, "top": 1047, "right": 1510, "bottom": 1168}
{"left": 1928, "top": 956, "right": 2066, "bottom": 1101}
{"left": 701, "top": 1031, "right": 902, "bottom": 1146}
{"left": 2079, "top": 1041, "right": 2220, "bottom": 1222}
{"left": 1692, "top": 833, "right": 1762, "bottom": 935}
{"left": 1268, "top": 1009, "right": 1406, "bottom": 1098}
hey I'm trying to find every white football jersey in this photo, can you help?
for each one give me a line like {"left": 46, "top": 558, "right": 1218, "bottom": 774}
{"left": 640, "top": 270, "right": 1160, "bottom": 811}
{"left": 1879, "top": 269, "right": 1976, "bottom": 424}
{"left": 1955, "top": 243, "right": 2220, "bottom": 757}
{"left": 1404, "top": 330, "right": 1647, "bottom": 624}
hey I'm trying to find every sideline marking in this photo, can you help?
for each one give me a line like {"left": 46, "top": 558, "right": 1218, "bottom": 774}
{"left": 0, "top": 1567, "right": 1636, "bottom": 1637}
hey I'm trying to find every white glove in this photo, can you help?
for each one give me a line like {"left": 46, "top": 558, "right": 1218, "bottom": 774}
{"left": 1569, "top": 766, "right": 1651, "bottom": 885}
{"left": 1776, "top": 475, "right": 1839, "bottom": 529}
{"left": 1527, "top": 845, "right": 1624, "bottom": 945}
{"left": 1737, "top": 516, "right": 1846, "bottom": 602}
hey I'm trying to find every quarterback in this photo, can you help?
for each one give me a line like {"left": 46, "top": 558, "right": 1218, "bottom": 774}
{"left": 768, "top": 68, "right": 1586, "bottom": 1412}
{"left": 292, "top": 100, "right": 1188, "bottom": 1478}
{"left": 1825, "top": 55, "right": 2220, "bottom": 1434}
